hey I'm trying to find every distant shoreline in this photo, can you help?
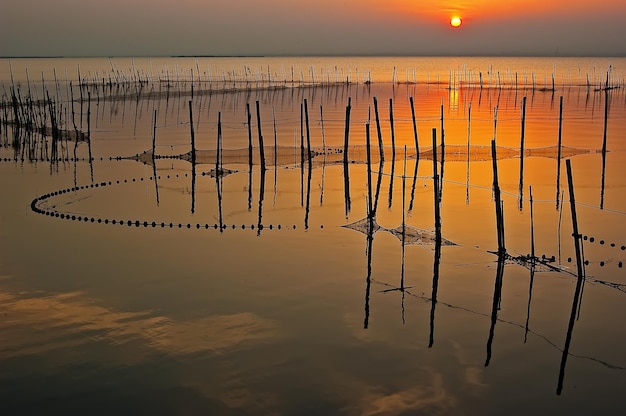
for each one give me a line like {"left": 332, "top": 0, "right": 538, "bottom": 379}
{"left": 2, "top": 54, "right": 626, "bottom": 59}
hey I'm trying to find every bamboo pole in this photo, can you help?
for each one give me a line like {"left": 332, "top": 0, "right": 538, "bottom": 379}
{"left": 366, "top": 118, "right": 373, "bottom": 220}
{"left": 556, "top": 96, "right": 564, "bottom": 209}
{"left": 518, "top": 96, "right": 527, "bottom": 210}
{"left": 432, "top": 128, "right": 441, "bottom": 239}
{"left": 600, "top": 88, "right": 609, "bottom": 209}
{"left": 246, "top": 103, "right": 253, "bottom": 166}
{"left": 246, "top": 103, "right": 253, "bottom": 211}
{"left": 304, "top": 98, "right": 312, "bottom": 162}
{"left": 188, "top": 100, "right": 196, "bottom": 164}
{"left": 389, "top": 98, "right": 396, "bottom": 161}
{"left": 410, "top": 96, "right": 419, "bottom": 153}
{"left": 343, "top": 97, "right": 351, "bottom": 165}
{"left": 152, "top": 109, "right": 160, "bottom": 205}
{"left": 373, "top": 97, "right": 384, "bottom": 162}
{"left": 255, "top": 100, "right": 266, "bottom": 171}
{"left": 491, "top": 139, "right": 506, "bottom": 254}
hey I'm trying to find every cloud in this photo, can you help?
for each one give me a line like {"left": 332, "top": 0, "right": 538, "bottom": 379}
{"left": 0, "top": 290, "right": 280, "bottom": 359}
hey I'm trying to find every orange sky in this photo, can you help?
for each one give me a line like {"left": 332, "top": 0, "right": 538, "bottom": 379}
{"left": 1, "top": 0, "right": 625, "bottom": 56}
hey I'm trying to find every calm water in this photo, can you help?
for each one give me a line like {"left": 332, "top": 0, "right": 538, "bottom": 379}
{"left": 1, "top": 56, "right": 626, "bottom": 415}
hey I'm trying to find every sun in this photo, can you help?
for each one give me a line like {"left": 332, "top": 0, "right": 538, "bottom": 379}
{"left": 450, "top": 16, "right": 462, "bottom": 28}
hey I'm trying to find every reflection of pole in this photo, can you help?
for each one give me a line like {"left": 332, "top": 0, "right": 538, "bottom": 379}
{"left": 364, "top": 115, "right": 374, "bottom": 330}
{"left": 429, "top": 129, "right": 442, "bottom": 348}
{"left": 87, "top": 92, "right": 93, "bottom": 183}
{"left": 400, "top": 146, "right": 407, "bottom": 324}
{"left": 257, "top": 166, "right": 266, "bottom": 237}
{"left": 305, "top": 152, "right": 312, "bottom": 229}
{"left": 485, "top": 255, "right": 505, "bottom": 366}
{"left": 364, "top": 199, "right": 374, "bottom": 330}
{"left": 273, "top": 105, "right": 278, "bottom": 206}
{"left": 524, "top": 186, "right": 535, "bottom": 343}
{"left": 152, "top": 109, "right": 160, "bottom": 205}
{"left": 217, "top": 112, "right": 223, "bottom": 232}
{"left": 188, "top": 100, "right": 196, "bottom": 214}
{"left": 557, "top": 160, "right": 586, "bottom": 395}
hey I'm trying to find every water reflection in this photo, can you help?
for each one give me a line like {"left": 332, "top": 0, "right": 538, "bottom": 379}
{"left": 3, "top": 65, "right": 626, "bottom": 408}
{"left": 0, "top": 291, "right": 281, "bottom": 359}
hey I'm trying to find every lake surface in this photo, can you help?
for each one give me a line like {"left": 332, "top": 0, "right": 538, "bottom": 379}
{"left": 1, "top": 56, "right": 626, "bottom": 415}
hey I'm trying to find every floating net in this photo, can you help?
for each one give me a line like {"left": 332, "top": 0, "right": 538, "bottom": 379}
{"left": 342, "top": 217, "right": 457, "bottom": 247}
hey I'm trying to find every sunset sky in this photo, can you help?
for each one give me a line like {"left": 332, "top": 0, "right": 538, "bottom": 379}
{"left": 2, "top": 0, "right": 625, "bottom": 57}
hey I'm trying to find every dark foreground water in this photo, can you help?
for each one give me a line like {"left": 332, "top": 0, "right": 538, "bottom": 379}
{"left": 1, "top": 57, "right": 626, "bottom": 415}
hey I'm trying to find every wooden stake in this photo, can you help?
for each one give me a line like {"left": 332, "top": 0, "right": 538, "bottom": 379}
{"left": 491, "top": 139, "right": 505, "bottom": 254}
{"left": 389, "top": 98, "right": 396, "bottom": 162}
{"left": 410, "top": 96, "right": 419, "bottom": 154}
{"left": 188, "top": 100, "right": 196, "bottom": 165}
{"left": 373, "top": 97, "right": 384, "bottom": 162}
{"left": 432, "top": 128, "right": 441, "bottom": 239}
{"left": 556, "top": 96, "right": 564, "bottom": 208}
{"left": 343, "top": 97, "right": 351, "bottom": 165}
{"left": 304, "top": 98, "right": 312, "bottom": 162}
{"left": 518, "top": 96, "right": 527, "bottom": 210}
{"left": 256, "top": 100, "right": 266, "bottom": 171}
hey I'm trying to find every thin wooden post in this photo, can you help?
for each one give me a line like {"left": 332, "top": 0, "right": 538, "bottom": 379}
{"left": 491, "top": 139, "right": 505, "bottom": 254}
{"left": 530, "top": 186, "right": 535, "bottom": 260}
{"left": 216, "top": 112, "right": 221, "bottom": 175}
{"left": 373, "top": 97, "right": 384, "bottom": 162}
{"left": 410, "top": 96, "right": 419, "bottom": 154}
{"left": 246, "top": 103, "right": 253, "bottom": 211}
{"left": 556, "top": 96, "right": 564, "bottom": 208}
{"left": 343, "top": 97, "right": 352, "bottom": 216}
{"left": 600, "top": 89, "right": 609, "bottom": 209}
{"left": 246, "top": 103, "right": 253, "bottom": 167}
{"left": 519, "top": 96, "right": 527, "bottom": 210}
{"left": 389, "top": 98, "right": 396, "bottom": 162}
{"left": 188, "top": 100, "right": 195, "bottom": 165}
{"left": 87, "top": 92, "right": 93, "bottom": 181}
{"left": 304, "top": 98, "right": 312, "bottom": 162}
{"left": 366, "top": 119, "right": 373, "bottom": 219}
{"left": 432, "top": 128, "right": 441, "bottom": 239}
{"left": 566, "top": 160, "right": 584, "bottom": 282}
{"left": 151, "top": 109, "right": 157, "bottom": 158}
{"left": 256, "top": 100, "right": 266, "bottom": 171}
{"left": 343, "top": 97, "right": 351, "bottom": 165}
{"left": 440, "top": 102, "right": 445, "bottom": 149}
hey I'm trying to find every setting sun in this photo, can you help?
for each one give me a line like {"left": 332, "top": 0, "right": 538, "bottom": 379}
{"left": 450, "top": 16, "right": 462, "bottom": 28}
